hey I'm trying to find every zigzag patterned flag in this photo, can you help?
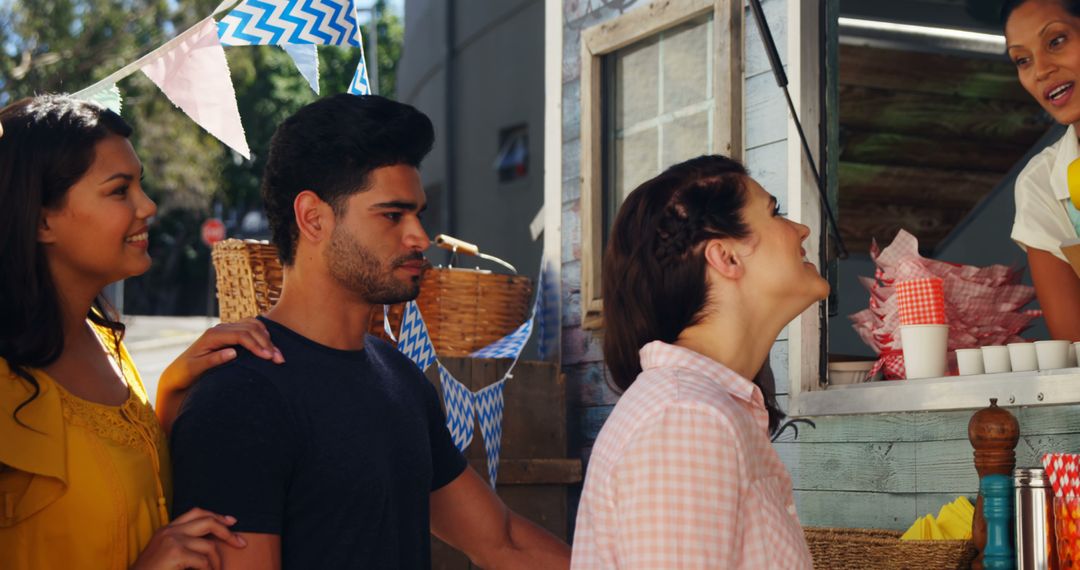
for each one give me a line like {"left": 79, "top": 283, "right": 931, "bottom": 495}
{"left": 216, "top": 0, "right": 361, "bottom": 46}
{"left": 438, "top": 364, "right": 474, "bottom": 452}
{"left": 470, "top": 317, "right": 533, "bottom": 359}
{"left": 473, "top": 379, "right": 506, "bottom": 487}
{"left": 396, "top": 301, "right": 437, "bottom": 372}
{"left": 535, "top": 261, "right": 559, "bottom": 361}
{"left": 347, "top": 54, "right": 371, "bottom": 95}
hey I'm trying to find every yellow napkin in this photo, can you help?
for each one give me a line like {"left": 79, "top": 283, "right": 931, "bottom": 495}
{"left": 900, "top": 496, "right": 974, "bottom": 540}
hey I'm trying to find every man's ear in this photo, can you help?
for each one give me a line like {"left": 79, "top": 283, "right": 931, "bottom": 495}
{"left": 703, "top": 239, "right": 744, "bottom": 281}
{"left": 294, "top": 190, "right": 333, "bottom": 244}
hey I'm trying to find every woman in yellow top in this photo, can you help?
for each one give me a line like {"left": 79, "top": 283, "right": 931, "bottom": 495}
{"left": 0, "top": 95, "right": 284, "bottom": 569}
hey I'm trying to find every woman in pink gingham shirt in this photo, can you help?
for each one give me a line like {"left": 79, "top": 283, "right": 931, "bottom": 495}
{"left": 571, "top": 155, "right": 827, "bottom": 569}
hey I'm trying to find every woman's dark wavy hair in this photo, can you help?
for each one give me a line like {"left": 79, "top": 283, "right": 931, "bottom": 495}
{"left": 0, "top": 95, "right": 130, "bottom": 425}
{"left": 602, "top": 154, "right": 785, "bottom": 434}
{"left": 1002, "top": 0, "right": 1080, "bottom": 25}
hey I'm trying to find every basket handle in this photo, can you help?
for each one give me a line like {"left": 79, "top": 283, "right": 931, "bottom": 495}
{"left": 434, "top": 234, "right": 480, "bottom": 256}
{"left": 432, "top": 233, "right": 517, "bottom": 274}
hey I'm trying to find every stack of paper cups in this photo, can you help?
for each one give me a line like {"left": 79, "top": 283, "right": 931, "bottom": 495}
{"left": 900, "top": 325, "right": 949, "bottom": 379}
{"left": 896, "top": 278, "right": 948, "bottom": 379}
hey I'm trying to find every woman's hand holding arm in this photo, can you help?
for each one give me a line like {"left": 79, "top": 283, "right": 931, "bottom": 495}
{"left": 130, "top": 507, "right": 247, "bottom": 570}
{"left": 154, "top": 318, "right": 283, "bottom": 434}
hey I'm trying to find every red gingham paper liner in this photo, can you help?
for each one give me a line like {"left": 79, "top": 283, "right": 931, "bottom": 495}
{"left": 849, "top": 230, "right": 1043, "bottom": 379}
{"left": 895, "top": 278, "right": 946, "bottom": 326}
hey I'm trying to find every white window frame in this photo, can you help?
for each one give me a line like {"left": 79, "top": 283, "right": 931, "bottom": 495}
{"left": 784, "top": 0, "right": 1080, "bottom": 416}
{"left": 578, "top": 0, "right": 744, "bottom": 329}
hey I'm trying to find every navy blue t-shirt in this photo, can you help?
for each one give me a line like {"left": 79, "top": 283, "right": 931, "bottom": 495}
{"left": 169, "top": 317, "right": 467, "bottom": 569}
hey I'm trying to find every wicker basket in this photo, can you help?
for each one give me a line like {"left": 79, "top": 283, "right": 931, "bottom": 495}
{"left": 211, "top": 239, "right": 533, "bottom": 356}
{"left": 804, "top": 527, "right": 976, "bottom": 570}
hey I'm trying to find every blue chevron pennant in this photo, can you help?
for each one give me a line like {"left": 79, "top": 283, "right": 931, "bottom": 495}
{"left": 470, "top": 317, "right": 533, "bottom": 360}
{"left": 397, "top": 301, "right": 437, "bottom": 372}
{"left": 347, "top": 54, "right": 371, "bottom": 95}
{"left": 535, "top": 262, "right": 558, "bottom": 361}
{"left": 437, "top": 364, "right": 474, "bottom": 452}
{"left": 216, "top": 0, "right": 361, "bottom": 46}
{"left": 473, "top": 379, "right": 505, "bottom": 487}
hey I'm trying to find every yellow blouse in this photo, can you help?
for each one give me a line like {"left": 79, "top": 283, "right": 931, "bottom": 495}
{"left": 0, "top": 326, "right": 171, "bottom": 570}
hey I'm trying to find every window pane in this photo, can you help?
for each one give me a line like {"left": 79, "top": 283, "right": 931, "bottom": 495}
{"left": 603, "top": 13, "right": 714, "bottom": 237}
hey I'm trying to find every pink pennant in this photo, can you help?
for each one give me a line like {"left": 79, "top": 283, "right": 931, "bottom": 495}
{"left": 139, "top": 18, "right": 250, "bottom": 158}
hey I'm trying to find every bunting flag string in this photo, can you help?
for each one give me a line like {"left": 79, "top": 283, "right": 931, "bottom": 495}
{"left": 69, "top": 0, "right": 371, "bottom": 163}
{"left": 216, "top": 0, "right": 370, "bottom": 96}
{"left": 392, "top": 259, "right": 550, "bottom": 487}
{"left": 437, "top": 364, "right": 474, "bottom": 452}
{"left": 473, "top": 379, "right": 506, "bottom": 487}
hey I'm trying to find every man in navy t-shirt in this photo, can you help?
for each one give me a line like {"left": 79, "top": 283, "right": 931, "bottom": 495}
{"left": 169, "top": 94, "right": 570, "bottom": 569}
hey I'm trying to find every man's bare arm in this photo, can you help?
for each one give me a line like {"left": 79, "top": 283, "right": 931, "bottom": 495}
{"left": 430, "top": 467, "right": 570, "bottom": 570}
{"left": 218, "top": 533, "right": 281, "bottom": 570}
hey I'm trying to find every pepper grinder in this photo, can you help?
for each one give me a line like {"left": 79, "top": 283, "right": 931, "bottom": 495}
{"left": 970, "top": 398, "right": 1021, "bottom": 570}
{"left": 983, "top": 474, "right": 1017, "bottom": 570}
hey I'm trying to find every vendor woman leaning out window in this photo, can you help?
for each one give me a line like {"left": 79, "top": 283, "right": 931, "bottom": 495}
{"left": 1006, "top": 0, "right": 1080, "bottom": 341}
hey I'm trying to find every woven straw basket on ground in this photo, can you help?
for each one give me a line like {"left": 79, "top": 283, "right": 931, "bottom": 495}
{"left": 212, "top": 239, "right": 533, "bottom": 356}
{"left": 804, "top": 527, "right": 976, "bottom": 569}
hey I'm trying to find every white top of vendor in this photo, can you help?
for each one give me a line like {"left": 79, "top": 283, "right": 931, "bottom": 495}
{"left": 1012, "top": 125, "right": 1080, "bottom": 263}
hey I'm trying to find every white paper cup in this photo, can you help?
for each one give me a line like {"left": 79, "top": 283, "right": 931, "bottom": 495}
{"left": 900, "top": 324, "right": 949, "bottom": 379}
{"left": 1008, "top": 342, "right": 1038, "bottom": 372}
{"left": 1036, "top": 340, "right": 1071, "bottom": 370}
{"left": 955, "top": 348, "right": 985, "bottom": 376}
{"left": 981, "top": 346, "right": 1011, "bottom": 374}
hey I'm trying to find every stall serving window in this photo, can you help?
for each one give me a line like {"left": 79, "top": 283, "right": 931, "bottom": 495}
{"left": 788, "top": 0, "right": 1080, "bottom": 415}
{"left": 578, "top": 0, "right": 743, "bottom": 327}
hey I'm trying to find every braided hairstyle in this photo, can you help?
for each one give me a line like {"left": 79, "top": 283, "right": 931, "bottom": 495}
{"left": 602, "top": 155, "right": 786, "bottom": 433}
{"left": 0, "top": 95, "right": 129, "bottom": 426}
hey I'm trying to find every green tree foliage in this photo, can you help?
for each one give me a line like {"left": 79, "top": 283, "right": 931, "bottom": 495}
{"left": 0, "top": 0, "right": 403, "bottom": 315}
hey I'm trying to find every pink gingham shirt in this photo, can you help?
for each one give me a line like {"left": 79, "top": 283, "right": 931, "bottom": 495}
{"left": 571, "top": 341, "right": 813, "bottom": 569}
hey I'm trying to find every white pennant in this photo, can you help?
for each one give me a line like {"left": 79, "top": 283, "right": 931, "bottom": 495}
{"left": 139, "top": 18, "right": 251, "bottom": 158}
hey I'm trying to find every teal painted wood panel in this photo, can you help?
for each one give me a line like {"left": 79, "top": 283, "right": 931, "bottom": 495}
{"left": 777, "top": 441, "right": 917, "bottom": 493}
{"left": 773, "top": 403, "right": 1080, "bottom": 443}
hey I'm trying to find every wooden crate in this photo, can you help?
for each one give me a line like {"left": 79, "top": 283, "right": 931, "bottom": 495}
{"left": 425, "top": 357, "right": 580, "bottom": 569}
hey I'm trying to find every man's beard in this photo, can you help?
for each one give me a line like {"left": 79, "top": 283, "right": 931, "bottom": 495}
{"left": 325, "top": 225, "right": 423, "bottom": 305}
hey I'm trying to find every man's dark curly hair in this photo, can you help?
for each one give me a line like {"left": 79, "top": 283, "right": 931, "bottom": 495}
{"left": 261, "top": 94, "right": 435, "bottom": 265}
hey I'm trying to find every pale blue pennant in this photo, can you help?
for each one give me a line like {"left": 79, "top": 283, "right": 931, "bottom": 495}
{"left": 473, "top": 379, "right": 506, "bottom": 487}
{"left": 437, "top": 364, "right": 474, "bottom": 452}
{"left": 396, "top": 301, "right": 437, "bottom": 372}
